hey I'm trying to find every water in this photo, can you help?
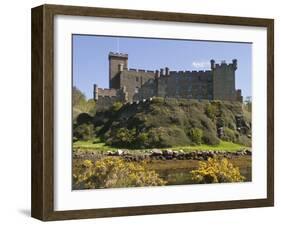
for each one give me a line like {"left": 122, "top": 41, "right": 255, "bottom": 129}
{"left": 148, "top": 156, "right": 252, "bottom": 185}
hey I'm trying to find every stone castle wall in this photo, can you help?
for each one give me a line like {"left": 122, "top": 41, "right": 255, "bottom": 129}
{"left": 93, "top": 53, "right": 242, "bottom": 110}
{"left": 97, "top": 88, "right": 117, "bottom": 97}
{"left": 157, "top": 70, "right": 213, "bottom": 99}
{"left": 212, "top": 61, "right": 237, "bottom": 101}
{"left": 120, "top": 69, "right": 155, "bottom": 102}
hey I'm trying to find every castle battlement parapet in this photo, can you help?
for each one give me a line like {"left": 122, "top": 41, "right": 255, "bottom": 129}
{"left": 212, "top": 59, "right": 237, "bottom": 71}
{"left": 168, "top": 70, "right": 211, "bottom": 76}
{"left": 126, "top": 68, "right": 156, "bottom": 74}
{"left": 108, "top": 52, "right": 128, "bottom": 58}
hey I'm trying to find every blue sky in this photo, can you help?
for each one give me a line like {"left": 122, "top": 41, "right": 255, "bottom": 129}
{"left": 73, "top": 35, "right": 252, "bottom": 99}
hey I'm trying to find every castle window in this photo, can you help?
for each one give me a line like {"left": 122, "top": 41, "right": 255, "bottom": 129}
{"left": 136, "top": 77, "right": 139, "bottom": 82}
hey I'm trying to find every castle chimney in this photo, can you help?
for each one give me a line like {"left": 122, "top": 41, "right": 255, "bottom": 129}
{"left": 232, "top": 59, "right": 237, "bottom": 70}
{"left": 210, "top": 59, "right": 215, "bottom": 70}
{"left": 165, "top": 67, "right": 170, "bottom": 76}
{"left": 155, "top": 70, "right": 160, "bottom": 78}
{"left": 118, "top": 63, "right": 124, "bottom": 72}
{"left": 160, "top": 68, "right": 164, "bottom": 76}
{"left": 93, "top": 84, "right": 98, "bottom": 100}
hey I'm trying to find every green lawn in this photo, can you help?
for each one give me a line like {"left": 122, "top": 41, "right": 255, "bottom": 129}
{"left": 73, "top": 140, "right": 116, "bottom": 152}
{"left": 73, "top": 140, "right": 249, "bottom": 152}
{"left": 171, "top": 141, "right": 248, "bottom": 152}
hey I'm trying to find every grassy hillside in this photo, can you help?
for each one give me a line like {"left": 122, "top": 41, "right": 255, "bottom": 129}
{"left": 74, "top": 97, "right": 251, "bottom": 149}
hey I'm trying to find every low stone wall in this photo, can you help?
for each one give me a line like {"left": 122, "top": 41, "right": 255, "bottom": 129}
{"left": 147, "top": 149, "right": 251, "bottom": 161}
{"left": 73, "top": 148, "right": 252, "bottom": 161}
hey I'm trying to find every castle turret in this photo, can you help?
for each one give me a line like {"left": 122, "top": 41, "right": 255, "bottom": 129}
{"left": 212, "top": 59, "right": 237, "bottom": 101}
{"left": 93, "top": 84, "right": 98, "bottom": 100}
{"left": 165, "top": 67, "right": 170, "bottom": 76}
{"left": 108, "top": 52, "right": 128, "bottom": 89}
{"left": 232, "top": 59, "right": 237, "bottom": 70}
{"left": 210, "top": 59, "right": 215, "bottom": 70}
{"left": 160, "top": 68, "right": 164, "bottom": 76}
{"left": 155, "top": 70, "right": 160, "bottom": 79}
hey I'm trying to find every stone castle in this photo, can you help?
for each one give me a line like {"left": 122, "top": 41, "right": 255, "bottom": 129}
{"left": 93, "top": 52, "right": 243, "bottom": 109}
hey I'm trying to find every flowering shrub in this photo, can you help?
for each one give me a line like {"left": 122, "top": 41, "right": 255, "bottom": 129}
{"left": 73, "top": 157, "right": 166, "bottom": 189}
{"left": 190, "top": 158, "right": 245, "bottom": 183}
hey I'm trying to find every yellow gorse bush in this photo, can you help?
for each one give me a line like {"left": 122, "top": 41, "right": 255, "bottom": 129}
{"left": 73, "top": 157, "right": 166, "bottom": 189}
{"left": 191, "top": 157, "right": 245, "bottom": 183}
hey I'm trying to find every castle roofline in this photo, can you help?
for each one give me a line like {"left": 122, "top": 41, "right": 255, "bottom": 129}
{"left": 109, "top": 52, "right": 128, "bottom": 58}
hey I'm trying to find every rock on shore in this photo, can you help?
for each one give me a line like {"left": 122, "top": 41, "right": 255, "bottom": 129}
{"left": 73, "top": 148, "right": 252, "bottom": 161}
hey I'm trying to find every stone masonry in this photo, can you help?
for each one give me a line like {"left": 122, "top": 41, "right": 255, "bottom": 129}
{"left": 93, "top": 52, "right": 243, "bottom": 109}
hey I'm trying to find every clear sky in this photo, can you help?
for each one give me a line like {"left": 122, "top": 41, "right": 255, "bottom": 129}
{"left": 73, "top": 34, "right": 252, "bottom": 100}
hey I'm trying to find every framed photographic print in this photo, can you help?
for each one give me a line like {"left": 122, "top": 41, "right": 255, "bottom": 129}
{"left": 31, "top": 4, "right": 274, "bottom": 221}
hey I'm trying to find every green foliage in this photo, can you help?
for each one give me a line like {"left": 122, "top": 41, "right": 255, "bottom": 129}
{"left": 189, "top": 128, "right": 203, "bottom": 144}
{"left": 73, "top": 86, "right": 86, "bottom": 106}
{"left": 222, "top": 127, "right": 238, "bottom": 142}
{"left": 237, "top": 135, "right": 252, "bottom": 147}
{"left": 135, "top": 132, "right": 150, "bottom": 149}
{"left": 107, "top": 128, "right": 136, "bottom": 147}
{"left": 151, "top": 97, "right": 164, "bottom": 104}
{"left": 74, "top": 97, "right": 251, "bottom": 149}
{"left": 73, "top": 123, "right": 94, "bottom": 141}
{"left": 112, "top": 101, "right": 123, "bottom": 112}
{"left": 73, "top": 87, "right": 96, "bottom": 119}
{"left": 76, "top": 113, "right": 93, "bottom": 125}
{"left": 202, "top": 131, "right": 220, "bottom": 145}
{"left": 191, "top": 158, "right": 245, "bottom": 183}
{"left": 73, "top": 157, "right": 167, "bottom": 189}
{"left": 205, "top": 103, "right": 216, "bottom": 120}
{"left": 87, "top": 99, "right": 97, "bottom": 116}
{"left": 146, "top": 127, "right": 191, "bottom": 148}
{"left": 76, "top": 99, "right": 96, "bottom": 116}
{"left": 106, "top": 126, "right": 191, "bottom": 149}
{"left": 216, "top": 117, "right": 224, "bottom": 128}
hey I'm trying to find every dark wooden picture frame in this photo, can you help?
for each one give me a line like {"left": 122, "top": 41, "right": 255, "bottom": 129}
{"left": 31, "top": 4, "right": 274, "bottom": 221}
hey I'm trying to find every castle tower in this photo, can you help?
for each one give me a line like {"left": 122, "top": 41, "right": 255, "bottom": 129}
{"left": 93, "top": 84, "right": 98, "bottom": 100}
{"left": 212, "top": 59, "right": 237, "bottom": 101}
{"left": 108, "top": 52, "right": 128, "bottom": 89}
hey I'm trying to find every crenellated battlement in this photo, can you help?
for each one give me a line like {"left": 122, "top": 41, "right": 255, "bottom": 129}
{"left": 168, "top": 70, "right": 212, "bottom": 76}
{"left": 108, "top": 52, "right": 128, "bottom": 58}
{"left": 123, "top": 68, "right": 214, "bottom": 77}
{"left": 124, "top": 68, "right": 156, "bottom": 74}
{"left": 97, "top": 88, "right": 117, "bottom": 97}
{"left": 211, "top": 59, "right": 237, "bottom": 71}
